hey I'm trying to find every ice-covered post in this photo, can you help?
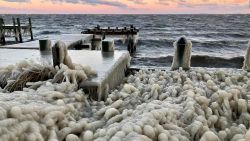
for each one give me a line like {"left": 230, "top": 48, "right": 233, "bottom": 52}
{"left": 39, "top": 40, "right": 52, "bottom": 65}
{"left": 127, "top": 35, "right": 136, "bottom": 53}
{"left": 52, "top": 41, "right": 74, "bottom": 69}
{"left": 91, "top": 35, "right": 102, "bottom": 50}
{"left": 171, "top": 36, "right": 192, "bottom": 70}
{"left": 102, "top": 39, "right": 115, "bottom": 52}
{"left": 39, "top": 40, "right": 51, "bottom": 51}
{"left": 243, "top": 41, "right": 250, "bottom": 71}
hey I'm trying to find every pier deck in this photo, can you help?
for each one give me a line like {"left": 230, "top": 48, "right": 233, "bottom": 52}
{"left": 0, "top": 49, "right": 130, "bottom": 101}
{"left": 82, "top": 25, "right": 139, "bottom": 53}
{"left": 0, "top": 34, "right": 93, "bottom": 49}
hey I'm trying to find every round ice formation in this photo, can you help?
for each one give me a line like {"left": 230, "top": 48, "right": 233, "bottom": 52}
{"left": 104, "top": 108, "right": 119, "bottom": 120}
{"left": 0, "top": 63, "right": 250, "bottom": 141}
{"left": 83, "top": 130, "right": 94, "bottom": 141}
{"left": 66, "top": 134, "right": 80, "bottom": 141}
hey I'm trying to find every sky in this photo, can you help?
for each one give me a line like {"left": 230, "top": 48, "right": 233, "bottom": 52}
{"left": 0, "top": 0, "right": 249, "bottom": 14}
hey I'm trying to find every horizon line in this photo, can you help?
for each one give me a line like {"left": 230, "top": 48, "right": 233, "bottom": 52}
{"left": 1, "top": 13, "right": 250, "bottom": 15}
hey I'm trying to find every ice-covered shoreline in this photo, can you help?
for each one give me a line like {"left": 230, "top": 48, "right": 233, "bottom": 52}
{"left": 0, "top": 62, "right": 250, "bottom": 141}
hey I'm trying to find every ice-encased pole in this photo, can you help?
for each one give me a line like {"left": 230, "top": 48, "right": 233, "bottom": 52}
{"left": 102, "top": 39, "right": 115, "bottom": 52}
{"left": 243, "top": 41, "right": 250, "bottom": 71}
{"left": 52, "top": 41, "right": 74, "bottom": 69}
{"left": 171, "top": 36, "right": 192, "bottom": 70}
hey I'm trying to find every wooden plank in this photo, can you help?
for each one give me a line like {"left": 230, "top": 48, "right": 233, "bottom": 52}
{"left": 0, "top": 18, "right": 6, "bottom": 44}
{"left": 0, "top": 34, "right": 93, "bottom": 49}
{"left": 17, "top": 18, "right": 23, "bottom": 43}
{"left": 3, "top": 25, "right": 30, "bottom": 29}
{"left": 82, "top": 26, "right": 139, "bottom": 35}
{"left": 12, "top": 18, "right": 18, "bottom": 42}
{"left": 29, "top": 18, "right": 33, "bottom": 40}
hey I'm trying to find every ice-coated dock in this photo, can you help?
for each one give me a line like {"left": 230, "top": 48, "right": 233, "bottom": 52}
{"left": 0, "top": 49, "right": 130, "bottom": 101}
{"left": 0, "top": 34, "right": 92, "bottom": 49}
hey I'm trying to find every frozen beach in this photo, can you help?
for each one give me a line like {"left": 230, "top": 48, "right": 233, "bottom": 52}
{"left": 0, "top": 60, "right": 250, "bottom": 140}
{"left": 1, "top": 14, "right": 250, "bottom": 141}
{"left": 1, "top": 14, "right": 250, "bottom": 68}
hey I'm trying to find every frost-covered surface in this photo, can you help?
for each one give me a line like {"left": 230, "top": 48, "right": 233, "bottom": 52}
{"left": 0, "top": 68, "right": 250, "bottom": 141}
{"left": 0, "top": 60, "right": 97, "bottom": 92}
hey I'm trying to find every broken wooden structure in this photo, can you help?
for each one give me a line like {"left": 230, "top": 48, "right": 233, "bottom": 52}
{"left": 81, "top": 25, "right": 139, "bottom": 53}
{"left": 0, "top": 48, "right": 130, "bottom": 101}
{"left": 0, "top": 17, "right": 33, "bottom": 44}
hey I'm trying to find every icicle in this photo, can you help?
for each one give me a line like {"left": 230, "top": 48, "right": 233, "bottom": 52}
{"left": 243, "top": 41, "right": 250, "bottom": 71}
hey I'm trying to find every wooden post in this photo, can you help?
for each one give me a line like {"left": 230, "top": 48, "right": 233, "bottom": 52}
{"left": 171, "top": 36, "right": 192, "bottom": 70}
{"left": 12, "top": 18, "right": 18, "bottom": 42}
{"left": 17, "top": 18, "right": 23, "bottom": 43}
{"left": 28, "top": 17, "right": 33, "bottom": 41}
{"left": 127, "top": 35, "right": 135, "bottom": 54}
{"left": 52, "top": 44, "right": 60, "bottom": 67}
{"left": 0, "top": 18, "right": 5, "bottom": 44}
{"left": 102, "top": 39, "right": 115, "bottom": 52}
{"left": 102, "top": 33, "right": 106, "bottom": 40}
{"left": 39, "top": 40, "right": 51, "bottom": 51}
{"left": 91, "top": 35, "right": 102, "bottom": 50}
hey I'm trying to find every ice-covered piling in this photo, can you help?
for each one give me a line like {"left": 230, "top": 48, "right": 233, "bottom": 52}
{"left": 52, "top": 41, "right": 74, "bottom": 69}
{"left": 127, "top": 35, "right": 137, "bottom": 54}
{"left": 171, "top": 36, "right": 192, "bottom": 70}
{"left": 39, "top": 39, "right": 51, "bottom": 51}
{"left": 102, "top": 39, "right": 115, "bottom": 52}
{"left": 91, "top": 35, "right": 102, "bottom": 50}
{"left": 243, "top": 41, "right": 250, "bottom": 71}
{"left": 39, "top": 39, "right": 52, "bottom": 65}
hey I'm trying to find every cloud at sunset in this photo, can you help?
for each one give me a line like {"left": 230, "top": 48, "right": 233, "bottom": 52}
{"left": 0, "top": 0, "right": 249, "bottom": 14}
{"left": 2, "top": 0, "right": 30, "bottom": 2}
{"left": 45, "top": 0, "right": 128, "bottom": 8}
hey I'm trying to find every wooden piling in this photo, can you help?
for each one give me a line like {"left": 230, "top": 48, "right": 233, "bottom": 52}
{"left": 102, "top": 33, "right": 106, "bottom": 40}
{"left": 91, "top": 35, "right": 102, "bottom": 50}
{"left": 0, "top": 17, "right": 33, "bottom": 44}
{"left": 127, "top": 35, "right": 135, "bottom": 53}
{"left": 12, "top": 18, "right": 18, "bottom": 42}
{"left": 39, "top": 40, "right": 51, "bottom": 51}
{"left": 52, "top": 45, "right": 60, "bottom": 67}
{"left": 102, "top": 39, "right": 115, "bottom": 52}
{"left": 29, "top": 17, "right": 33, "bottom": 41}
{"left": 0, "top": 18, "right": 5, "bottom": 44}
{"left": 17, "top": 18, "right": 23, "bottom": 43}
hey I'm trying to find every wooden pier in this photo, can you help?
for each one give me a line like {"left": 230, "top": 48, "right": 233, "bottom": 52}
{"left": 82, "top": 25, "right": 139, "bottom": 53}
{"left": 0, "top": 49, "right": 130, "bottom": 101}
{"left": 0, "top": 17, "right": 33, "bottom": 44}
{"left": 0, "top": 34, "right": 92, "bottom": 50}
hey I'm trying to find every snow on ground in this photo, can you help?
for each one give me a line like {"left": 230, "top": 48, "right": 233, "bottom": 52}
{"left": 0, "top": 65, "right": 250, "bottom": 141}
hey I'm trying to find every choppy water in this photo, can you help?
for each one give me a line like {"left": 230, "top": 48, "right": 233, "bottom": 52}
{"left": 1, "top": 14, "right": 250, "bottom": 68}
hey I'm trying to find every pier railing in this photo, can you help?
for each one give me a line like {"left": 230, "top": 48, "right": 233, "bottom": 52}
{"left": 82, "top": 25, "right": 139, "bottom": 53}
{"left": 0, "top": 17, "right": 33, "bottom": 44}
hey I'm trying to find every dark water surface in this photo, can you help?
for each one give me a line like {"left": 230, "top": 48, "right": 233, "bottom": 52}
{"left": 1, "top": 14, "right": 250, "bottom": 68}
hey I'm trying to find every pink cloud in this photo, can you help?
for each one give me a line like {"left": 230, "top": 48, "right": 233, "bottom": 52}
{"left": 0, "top": 0, "right": 249, "bottom": 14}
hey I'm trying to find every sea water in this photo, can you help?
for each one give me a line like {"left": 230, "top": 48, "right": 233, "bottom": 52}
{"left": 1, "top": 14, "right": 250, "bottom": 68}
